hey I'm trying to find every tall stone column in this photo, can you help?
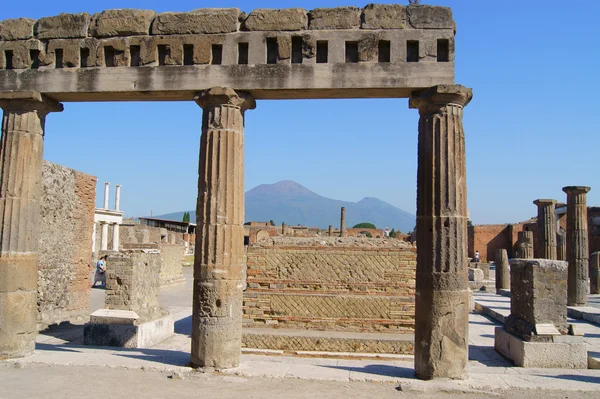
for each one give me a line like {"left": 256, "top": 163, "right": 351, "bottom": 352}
{"left": 114, "top": 184, "right": 121, "bottom": 211}
{"left": 410, "top": 85, "right": 472, "bottom": 380}
{"left": 101, "top": 222, "right": 109, "bottom": 251}
{"left": 192, "top": 87, "right": 255, "bottom": 369}
{"left": 557, "top": 229, "right": 567, "bottom": 261}
{"left": 533, "top": 199, "right": 557, "bottom": 260}
{"left": 340, "top": 207, "right": 346, "bottom": 237}
{"left": 591, "top": 252, "right": 600, "bottom": 295}
{"left": 103, "top": 182, "right": 110, "bottom": 208}
{"left": 282, "top": 222, "right": 287, "bottom": 236}
{"left": 112, "top": 223, "right": 120, "bottom": 251}
{"left": 495, "top": 249, "right": 510, "bottom": 293}
{"left": 563, "top": 186, "right": 591, "bottom": 306}
{"left": 0, "top": 92, "right": 62, "bottom": 359}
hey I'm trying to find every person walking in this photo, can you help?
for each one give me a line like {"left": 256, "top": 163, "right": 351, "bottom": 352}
{"left": 92, "top": 255, "right": 108, "bottom": 288}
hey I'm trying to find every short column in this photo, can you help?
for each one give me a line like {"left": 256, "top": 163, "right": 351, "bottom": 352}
{"left": 192, "top": 87, "right": 255, "bottom": 368}
{"left": 0, "top": 92, "right": 63, "bottom": 359}
{"left": 591, "top": 252, "right": 600, "bottom": 295}
{"left": 562, "top": 186, "right": 591, "bottom": 306}
{"left": 410, "top": 84, "right": 472, "bottom": 380}
{"left": 533, "top": 199, "right": 557, "bottom": 260}
{"left": 101, "top": 222, "right": 109, "bottom": 251}
{"left": 112, "top": 223, "right": 120, "bottom": 252}
{"left": 515, "top": 230, "right": 534, "bottom": 258}
{"left": 495, "top": 249, "right": 510, "bottom": 293}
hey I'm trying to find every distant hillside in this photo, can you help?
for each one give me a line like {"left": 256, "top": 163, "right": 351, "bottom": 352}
{"left": 154, "top": 180, "right": 415, "bottom": 233}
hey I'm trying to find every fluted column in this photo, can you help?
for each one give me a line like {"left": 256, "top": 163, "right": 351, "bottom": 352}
{"left": 410, "top": 84, "right": 472, "bottom": 380}
{"left": 533, "top": 199, "right": 557, "bottom": 260}
{"left": 191, "top": 87, "right": 255, "bottom": 369}
{"left": 591, "top": 252, "right": 600, "bottom": 295}
{"left": 563, "top": 186, "right": 591, "bottom": 306}
{"left": 557, "top": 229, "right": 567, "bottom": 261}
{"left": 0, "top": 92, "right": 62, "bottom": 359}
{"left": 495, "top": 249, "right": 510, "bottom": 293}
{"left": 515, "top": 230, "right": 534, "bottom": 258}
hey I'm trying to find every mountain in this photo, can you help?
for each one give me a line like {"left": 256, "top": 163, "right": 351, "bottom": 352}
{"left": 154, "top": 180, "right": 415, "bottom": 233}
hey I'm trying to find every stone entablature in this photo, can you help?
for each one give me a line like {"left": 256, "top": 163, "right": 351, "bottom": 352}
{"left": 0, "top": 5, "right": 455, "bottom": 101}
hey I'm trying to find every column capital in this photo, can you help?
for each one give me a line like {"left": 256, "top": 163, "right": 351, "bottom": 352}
{"left": 409, "top": 84, "right": 472, "bottom": 114}
{"left": 194, "top": 87, "right": 256, "bottom": 112}
{"left": 533, "top": 199, "right": 556, "bottom": 207}
{"left": 562, "top": 186, "right": 591, "bottom": 195}
{"left": 0, "top": 91, "right": 63, "bottom": 115}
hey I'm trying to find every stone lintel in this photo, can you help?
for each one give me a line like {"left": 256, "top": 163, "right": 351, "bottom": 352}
{"left": 409, "top": 84, "right": 472, "bottom": 113}
{"left": 0, "top": 91, "right": 63, "bottom": 113}
{"left": 194, "top": 87, "right": 256, "bottom": 111}
{"left": 562, "top": 186, "right": 591, "bottom": 195}
{"left": 533, "top": 199, "right": 556, "bottom": 207}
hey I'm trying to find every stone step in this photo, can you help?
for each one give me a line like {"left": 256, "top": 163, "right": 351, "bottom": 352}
{"left": 567, "top": 306, "right": 600, "bottom": 326}
{"left": 242, "top": 327, "right": 414, "bottom": 355}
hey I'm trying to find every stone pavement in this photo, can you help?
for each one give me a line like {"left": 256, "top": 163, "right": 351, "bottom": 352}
{"left": 2, "top": 269, "right": 600, "bottom": 394}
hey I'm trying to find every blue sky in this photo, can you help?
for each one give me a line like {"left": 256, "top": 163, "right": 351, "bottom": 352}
{"left": 2, "top": 1, "right": 599, "bottom": 226}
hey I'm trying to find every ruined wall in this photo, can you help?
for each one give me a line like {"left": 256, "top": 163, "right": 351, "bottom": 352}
{"left": 38, "top": 161, "right": 96, "bottom": 328}
{"left": 244, "top": 237, "right": 416, "bottom": 333}
{"left": 158, "top": 244, "right": 185, "bottom": 286}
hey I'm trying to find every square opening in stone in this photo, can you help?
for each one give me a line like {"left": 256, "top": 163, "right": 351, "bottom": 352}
{"left": 129, "top": 46, "right": 141, "bottom": 67}
{"left": 55, "top": 48, "right": 63, "bottom": 68}
{"left": 345, "top": 41, "right": 359, "bottom": 63}
{"left": 317, "top": 41, "right": 328, "bottom": 63}
{"left": 30, "top": 49, "right": 41, "bottom": 69}
{"left": 211, "top": 44, "right": 222, "bottom": 65}
{"left": 183, "top": 45, "right": 194, "bottom": 66}
{"left": 437, "top": 39, "right": 450, "bottom": 62}
{"left": 292, "top": 36, "right": 303, "bottom": 64}
{"left": 407, "top": 40, "right": 419, "bottom": 63}
{"left": 238, "top": 42, "right": 249, "bottom": 65}
{"left": 266, "top": 38, "right": 278, "bottom": 64}
{"left": 378, "top": 40, "right": 391, "bottom": 63}
{"left": 157, "top": 45, "right": 168, "bottom": 66}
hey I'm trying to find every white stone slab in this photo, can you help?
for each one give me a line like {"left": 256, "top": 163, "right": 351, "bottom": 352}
{"left": 534, "top": 323, "right": 561, "bottom": 336}
{"left": 89, "top": 309, "right": 139, "bottom": 325}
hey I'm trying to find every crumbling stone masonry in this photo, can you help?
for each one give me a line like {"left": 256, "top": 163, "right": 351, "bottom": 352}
{"left": 0, "top": 92, "right": 62, "bottom": 359}
{"left": 192, "top": 87, "right": 255, "bottom": 369}
{"left": 563, "top": 186, "right": 591, "bottom": 307}
{"left": 515, "top": 230, "right": 534, "bottom": 259}
{"left": 410, "top": 85, "right": 472, "bottom": 380}
{"left": 533, "top": 199, "right": 557, "bottom": 260}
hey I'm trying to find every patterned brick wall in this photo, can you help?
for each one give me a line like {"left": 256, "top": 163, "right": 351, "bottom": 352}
{"left": 243, "top": 237, "right": 416, "bottom": 333}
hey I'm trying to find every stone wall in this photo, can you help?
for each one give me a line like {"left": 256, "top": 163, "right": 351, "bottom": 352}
{"left": 38, "top": 161, "right": 96, "bottom": 328}
{"left": 158, "top": 244, "right": 185, "bottom": 286}
{"left": 243, "top": 237, "right": 416, "bottom": 333}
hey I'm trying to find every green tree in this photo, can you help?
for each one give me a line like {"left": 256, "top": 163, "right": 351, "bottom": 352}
{"left": 182, "top": 212, "right": 190, "bottom": 223}
{"left": 389, "top": 228, "right": 397, "bottom": 238}
{"left": 360, "top": 231, "right": 373, "bottom": 238}
{"left": 353, "top": 222, "right": 376, "bottom": 229}
{"left": 269, "top": 220, "right": 275, "bottom": 226}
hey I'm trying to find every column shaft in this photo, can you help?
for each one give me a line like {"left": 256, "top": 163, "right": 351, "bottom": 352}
{"left": 0, "top": 93, "right": 62, "bottom": 359}
{"left": 101, "top": 223, "right": 109, "bottom": 251}
{"left": 410, "top": 85, "right": 472, "bottom": 380}
{"left": 591, "top": 252, "right": 600, "bottom": 295}
{"left": 533, "top": 199, "right": 557, "bottom": 260}
{"left": 112, "top": 224, "right": 119, "bottom": 251}
{"left": 340, "top": 207, "right": 346, "bottom": 237}
{"left": 495, "top": 249, "right": 510, "bottom": 293}
{"left": 191, "top": 87, "right": 255, "bottom": 369}
{"left": 563, "top": 186, "right": 591, "bottom": 306}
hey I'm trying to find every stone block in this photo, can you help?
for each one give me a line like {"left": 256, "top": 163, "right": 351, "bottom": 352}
{"left": 494, "top": 327, "right": 587, "bottom": 368}
{"left": 361, "top": 4, "right": 406, "bottom": 30}
{"left": 468, "top": 267, "right": 483, "bottom": 283}
{"left": 35, "top": 13, "right": 90, "bottom": 39}
{"left": 151, "top": 9, "right": 239, "bottom": 35}
{"left": 407, "top": 5, "right": 454, "bottom": 29}
{"left": 309, "top": 7, "right": 361, "bottom": 30}
{"left": 0, "top": 18, "right": 36, "bottom": 41}
{"left": 506, "top": 259, "right": 568, "bottom": 341}
{"left": 242, "top": 9, "right": 308, "bottom": 31}
{"left": 90, "top": 9, "right": 156, "bottom": 37}
{"left": 89, "top": 309, "right": 139, "bottom": 325}
{"left": 472, "top": 262, "right": 490, "bottom": 279}
{"left": 84, "top": 312, "right": 173, "bottom": 348}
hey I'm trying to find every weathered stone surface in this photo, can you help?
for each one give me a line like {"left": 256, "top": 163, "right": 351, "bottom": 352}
{"left": 151, "top": 9, "right": 239, "bottom": 35}
{"left": 505, "top": 259, "right": 568, "bottom": 342}
{"left": 407, "top": 5, "right": 454, "bottom": 29}
{"left": 361, "top": 4, "right": 406, "bottom": 30}
{"left": 534, "top": 199, "right": 557, "bottom": 260}
{"left": 515, "top": 230, "right": 534, "bottom": 258}
{"left": 309, "top": 7, "right": 361, "bottom": 30}
{"left": 557, "top": 228, "right": 567, "bottom": 261}
{"left": 90, "top": 9, "right": 156, "bottom": 37}
{"left": 192, "top": 87, "right": 255, "bottom": 369}
{"left": 0, "top": 18, "right": 36, "bottom": 41}
{"left": 468, "top": 268, "right": 483, "bottom": 283}
{"left": 495, "top": 249, "right": 510, "bottom": 293}
{"left": 591, "top": 252, "right": 600, "bottom": 295}
{"left": 563, "top": 186, "right": 591, "bottom": 307}
{"left": 35, "top": 13, "right": 90, "bottom": 39}
{"left": 242, "top": 8, "right": 307, "bottom": 31}
{"left": 340, "top": 207, "right": 346, "bottom": 237}
{"left": 411, "top": 84, "right": 472, "bottom": 380}
{"left": 0, "top": 93, "right": 62, "bottom": 359}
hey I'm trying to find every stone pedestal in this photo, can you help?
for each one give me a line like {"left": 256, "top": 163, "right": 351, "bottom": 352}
{"left": 192, "top": 87, "right": 255, "bottom": 369}
{"left": 410, "top": 84, "right": 472, "bottom": 380}
{"left": 563, "top": 186, "right": 591, "bottom": 307}
{"left": 591, "top": 252, "right": 600, "bottom": 295}
{"left": 515, "top": 230, "right": 534, "bottom": 259}
{"left": 340, "top": 207, "right": 346, "bottom": 237}
{"left": 533, "top": 199, "right": 557, "bottom": 260}
{"left": 495, "top": 259, "right": 586, "bottom": 368}
{"left": 0, "top": 92, "right": 62, "bottom": 359}
{"left": 495, "top": 249, "right": 510, "bottom": 294}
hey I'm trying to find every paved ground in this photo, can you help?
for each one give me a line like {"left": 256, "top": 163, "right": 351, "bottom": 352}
{"left": 2, "top": 267, "right": 600, "bottom": 397}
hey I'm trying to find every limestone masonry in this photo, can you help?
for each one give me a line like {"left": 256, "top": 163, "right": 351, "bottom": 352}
{"left": 0, "top": 5, "right": 455, "bottom": 100}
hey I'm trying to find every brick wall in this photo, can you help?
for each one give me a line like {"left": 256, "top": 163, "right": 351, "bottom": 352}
{"left": 243, "top": 237, "right": 416, "bottom": 333}
{"left": 38, "top": 161, "right": 96, "bottom": 328}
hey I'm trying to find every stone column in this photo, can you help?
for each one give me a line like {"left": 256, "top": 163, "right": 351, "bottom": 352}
{"left": 192, "top": 87, "right": 255, "bottom": 369}
{"left": 103, "top": 182, "right": 110, "bottom": 209}
{"left": 115, "top": 184, "right": 121, "bottom": 211}
{"left": 91, "top": 221, "right": 97, "bottom": 253}
{"left": 557, "top": 229, "right": 567, "bottom": 261}
{"left": 328, "top": 225, "right": 333, "bottom": 237}
{"left": 591, "top": 252, "right": 600, "bottom": 295}
{"left": 0, "top": 92, "right": 62, "bottom": 359}
{"left": 515, "top": 230, "right": 534, "bottom": 258}
{"left": 112, "top": 223, "right": 119, "bottom": 252}
{"left": 101, "top": 222, "right": 109, "bottom": 251}
{"left": 533, "top": 199, "right": 557, "bottom": 260}
{"left": 563, "top": 186, "right": 591, "bottom": 307}
{"left": 495, "top": 249, "right": 510, "bottom": 293}
{"left": 281, "top": 222, "right": 287, "bottom": 236}
{"left": 410, "top": 85, "right": 472, "bottom": 380}
{"left": 340, "top": 207, "right": 346, "bottom": 237}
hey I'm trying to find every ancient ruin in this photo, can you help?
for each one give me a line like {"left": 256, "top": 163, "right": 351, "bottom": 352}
{"left": 0, "top": 4, "right": 472, "bottom": 380}
{"left": 533, "top": 199, "right": 557, "bottom": 260}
